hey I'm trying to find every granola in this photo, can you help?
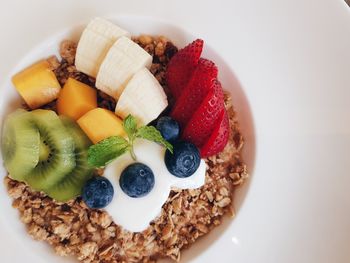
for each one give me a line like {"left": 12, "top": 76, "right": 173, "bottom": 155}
{"left": 5, "top": 35, "right": 248, "bottom": 263}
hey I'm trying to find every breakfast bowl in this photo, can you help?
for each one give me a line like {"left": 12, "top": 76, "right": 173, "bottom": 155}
{"left": 0, "top": 15, "right": 255, "bottom": 263}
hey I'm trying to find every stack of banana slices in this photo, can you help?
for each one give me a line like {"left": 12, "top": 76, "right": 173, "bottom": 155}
{"left": 75, "top": 17, "right": 168, "bottom": 125}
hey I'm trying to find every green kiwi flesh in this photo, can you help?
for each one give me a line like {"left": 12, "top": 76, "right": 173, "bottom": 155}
{"left": 2, "top": 109, "right": 97, "bottom": 202}
{"left": 25, "top": 110, "right": 76, "bottom": 191}
{"left": 1, "top": 109, "right": 40, "bottom": 181}
{"left": 46, "top": 116, "right": 93, "bottom": 202}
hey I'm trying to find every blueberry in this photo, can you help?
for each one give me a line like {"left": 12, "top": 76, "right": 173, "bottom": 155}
{"left": 82, "top": 177, "right": 114, "bottom": 209}
{"left": 164, "top": 141, "right": 200, "bottom": 178}
{"left": 120, "top": 163, "right": 155, "bottom": 198}
{"left": 156, "top": 116, "right": 180, "bottom": 142}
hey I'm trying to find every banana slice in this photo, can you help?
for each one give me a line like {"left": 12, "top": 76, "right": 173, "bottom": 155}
{"left": 75, "top": 17, "right": 130, "bottom": 78}
{"left": 115, "top": 68, "right": 168, "bottom": 125}
{"left": 96, "top": 36, "right": 152, "bottom": 99}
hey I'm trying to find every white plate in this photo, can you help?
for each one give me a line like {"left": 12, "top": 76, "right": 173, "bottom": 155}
{"left": 0, "top": 0, "right": 350, "bottom": 262}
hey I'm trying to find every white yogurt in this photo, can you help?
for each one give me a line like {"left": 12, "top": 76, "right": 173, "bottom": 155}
{"left": 103, "top": 139, "right": 206, "bottom": 232}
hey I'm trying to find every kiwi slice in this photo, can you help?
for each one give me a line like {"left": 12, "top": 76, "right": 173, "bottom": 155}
{"left": 25, "top": 110, "right": 76, "bottom": 191}
{"left": 1, "top": 109, "right": 40, "bottom": 181}
{"left": 46, "top": 116, "right": 94, "bottom": 202}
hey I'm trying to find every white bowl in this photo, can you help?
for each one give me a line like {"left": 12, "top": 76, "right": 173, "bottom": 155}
{"left": 0, "top": 16, "right": 255, "bottom": 263}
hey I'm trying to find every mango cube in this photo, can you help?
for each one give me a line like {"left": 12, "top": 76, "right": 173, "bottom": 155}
{"left": 77, "top": 108, "right": 125, "bottom": 144}
{"left": 12, "top": 59, "right": 61, "bottom": 109}
{"left": 57, "top": 78, "right": 97, "bottom": 120}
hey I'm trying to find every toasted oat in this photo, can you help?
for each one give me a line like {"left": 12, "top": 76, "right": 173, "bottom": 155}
{"left": 52, "top": 222, "right": 71, "bottom": 240}
{"left": 78, "top": 242, "right": 98, "bottom": 261}
{"left": 5, "top": 35, "right": 248, "bottom": 263}
{"left": 47, "top": 56, "right": 60, "bottom": 71}
{"left": 216, "top": 197, "right": 231, "bottom": 208}
{"left": 7, "top": 181, "right": 25, "bottom": 199}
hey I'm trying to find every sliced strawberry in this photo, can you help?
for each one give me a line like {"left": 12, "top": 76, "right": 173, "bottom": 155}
{"left": 182, "top": 80, "right": 225, "bottom": 147}
{"left": 200, "top": 109, "right": 230, "bottom": 157}
{"left": 170, "top": 58, "right": 218, "bottom": 128}
{"left": 165, "top": 39, "right": 204, "bottom": 99}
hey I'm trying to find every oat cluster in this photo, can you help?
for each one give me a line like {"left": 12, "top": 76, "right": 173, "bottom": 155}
{"left": 5, "top": 35, "right": 248, "bottom": 263}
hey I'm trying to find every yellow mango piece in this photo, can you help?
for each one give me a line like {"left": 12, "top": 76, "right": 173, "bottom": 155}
{"left": 57, "top": 78, "right": 97, "bottom": 120}
{"left": 12, "top": 59, "right": 61, "bottom": 109}
{"left": 77, "top": 108, "right": 125, "bottom": 144}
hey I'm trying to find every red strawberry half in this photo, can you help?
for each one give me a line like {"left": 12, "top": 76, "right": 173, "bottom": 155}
{"left": 165, "top": 39, "right": 204, "bottom": 99}
{"left": 182, "top": 80, "right": 225, "bottom": 147}
{"left": 200, "top": 109, "right": 230, "bottom": 157}
{"left": 171, "top": 58, "right": 218, "bottom": 128}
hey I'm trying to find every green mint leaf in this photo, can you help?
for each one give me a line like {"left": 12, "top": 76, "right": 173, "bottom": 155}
{"left": 123, "top": 114, "right": 138, "bottom": 141}
{"left": 88, "top": 136, "right": 130, "bottom": 167}
{"left": 136, "top": 126, "right": 173, "bottom": 153}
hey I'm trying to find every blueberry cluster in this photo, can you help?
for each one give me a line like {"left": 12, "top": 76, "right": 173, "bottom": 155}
{"left": 158, "top": 116, "right": 201, "bottom": 178}
{"left": 82, "top": 116, "right": 201, "bottom": 208}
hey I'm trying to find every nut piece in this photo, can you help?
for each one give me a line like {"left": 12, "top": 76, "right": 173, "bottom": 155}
{"left": 138, "top": 35, "right": 153, "bottom": 45}
{"left": 217, "top": 197, "right": 231, "bottom": 208}
{"left": 59, "top": 40, "right": 77, "bottom": 64}
{"left": 20, "top": 208, "right": 32, "bottom": 224}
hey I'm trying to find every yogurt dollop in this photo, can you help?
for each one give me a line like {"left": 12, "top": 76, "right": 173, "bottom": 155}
{"left": 103, "top": 139, "right": 206, "bottom": 232}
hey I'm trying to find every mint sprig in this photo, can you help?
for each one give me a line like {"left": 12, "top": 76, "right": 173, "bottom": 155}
{"left": 136, "top": 126, "right": 173, "bottom": 151}
{"left": 123, "top": 114, "right": 138, "bottom": 140}
{"left": 87, "top": 115, "right": 173, "bottom": 168}
{"left": 87, "top": 136, "right": 130, "bottom": 167}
